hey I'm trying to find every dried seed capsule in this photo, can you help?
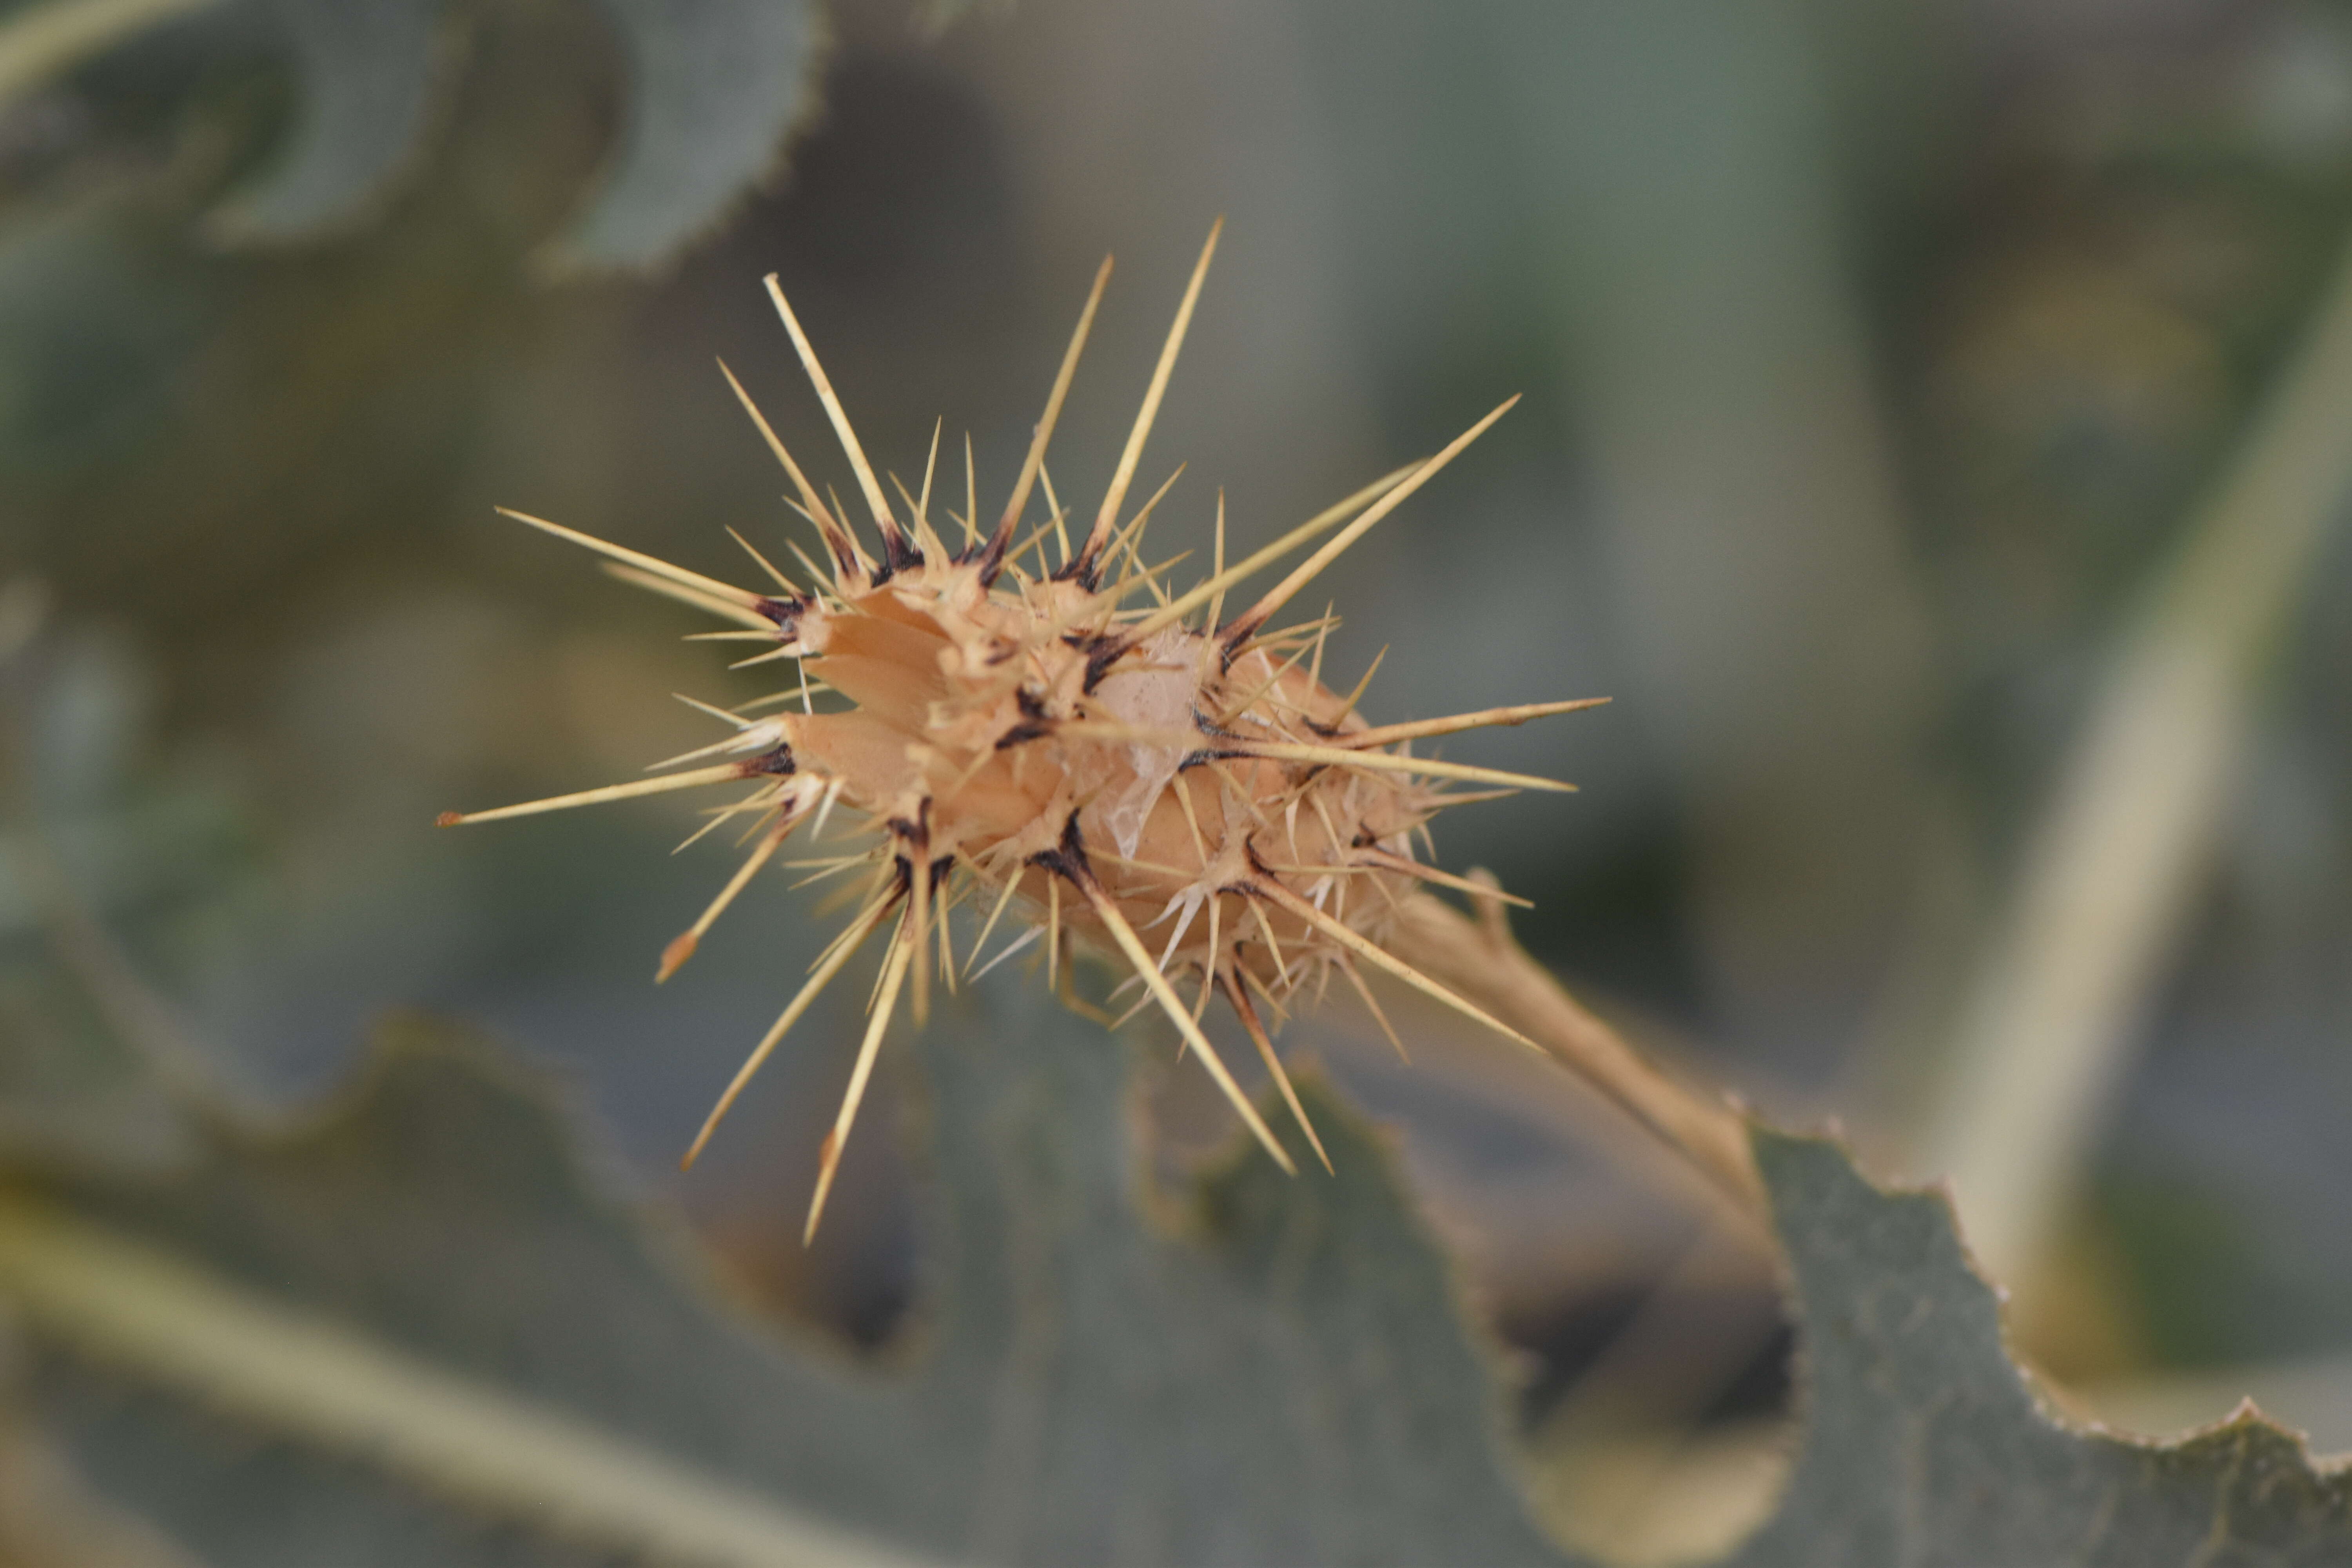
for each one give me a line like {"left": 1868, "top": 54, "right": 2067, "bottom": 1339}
{"left": 444, "top": 226, "right": 1603, "bottom": 1239}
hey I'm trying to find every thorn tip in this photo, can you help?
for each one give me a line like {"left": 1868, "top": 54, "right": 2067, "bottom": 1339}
{"left": 658, "top": 932, "right": 699, "bottom": 983}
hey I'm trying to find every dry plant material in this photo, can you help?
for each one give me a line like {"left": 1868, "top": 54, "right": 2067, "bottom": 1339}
{"left": 443, "top": 226, "right": 1670, "bottom": 1238}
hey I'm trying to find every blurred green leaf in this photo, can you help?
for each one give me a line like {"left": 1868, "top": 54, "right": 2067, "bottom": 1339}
{"left": 2, "top": 985, "right": 2347, "bottom": 1562}
{"left": 0, "top": 989, "right": 1559, "bottom": 1564}
{"left": 207, "top": 0, "right": 454, "bottom": 242}
{"left": 0, "top": 622, "right": 241, "bottom": 1179}
{"left": 543, "top": 0, "right": 819, "bottom": 272}
{"left": 0, "top": 0, "right": 218, "bottom": 112}
{"left": 0, "top": 0, "right": 822, "bottom": 269}
{"left": 0, "top": 950, "right": 196, "bottom": 1178}
{"left": 0, "top": 196, "right": 220, "bottom": 478}
{"left": 1728, "top": 1134, "right": 2352, "bottom": 1566}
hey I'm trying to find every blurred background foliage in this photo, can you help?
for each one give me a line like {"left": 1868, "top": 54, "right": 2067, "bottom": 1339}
{"left": 5, "top": 0, "right": 2352, "bottom": 1556}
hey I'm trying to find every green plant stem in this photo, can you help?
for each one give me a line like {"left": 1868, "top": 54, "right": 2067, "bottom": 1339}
{"left": 0, "top": 0, "right": 221, "bottom": 109}
{"left": 1918, "top": 230, "right": 2352, "bottom": 1292}
{"left": 0, "top": 1193, "right": 936, "bottom": 1568}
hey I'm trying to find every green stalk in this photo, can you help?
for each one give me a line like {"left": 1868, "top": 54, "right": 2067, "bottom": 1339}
{"left": 0, "top": 0, "right": 221, "bottom": 109}
{"left": 1919, "top": 230, "right": 2352, "bottom": 1290}
{"left": 0, "top": 1193, "right": 935, "bottom": 1568}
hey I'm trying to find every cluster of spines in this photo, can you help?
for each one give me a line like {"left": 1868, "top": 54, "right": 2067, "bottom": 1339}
{"left": 442, "top": 223, "right": 1606, "bottom": 1239}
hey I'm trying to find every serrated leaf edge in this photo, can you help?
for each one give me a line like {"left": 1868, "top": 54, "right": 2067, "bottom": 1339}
{"left": 205, "top": 0, "right": 474, "bottom": 247}
{"left": 532, "top": 0, "right": 835, "bottom": 278}
{"left": 1752, "top": 1125, "right": 2351, "bottom": 1465}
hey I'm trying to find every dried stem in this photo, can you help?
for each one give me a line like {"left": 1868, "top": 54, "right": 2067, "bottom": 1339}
{"left": 1383, "top": 887, "right": 1767, "bottom": 1230}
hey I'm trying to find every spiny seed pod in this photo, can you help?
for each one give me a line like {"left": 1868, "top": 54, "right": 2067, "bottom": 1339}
{"left": 442, "top": 223, "right": 1603, "bottom": 1239}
